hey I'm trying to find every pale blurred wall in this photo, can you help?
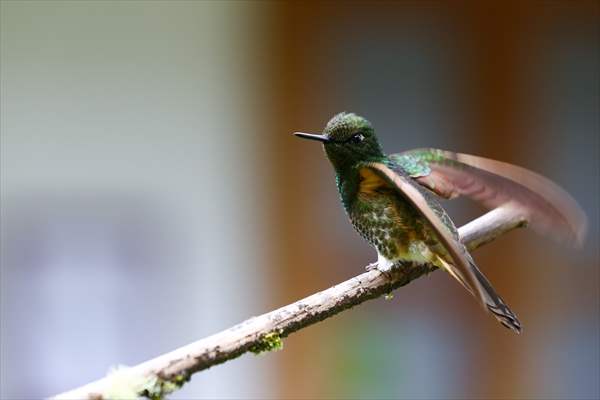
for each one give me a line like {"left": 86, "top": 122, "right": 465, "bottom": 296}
{"left": 1, "top": 1, "right": 276, "bottom": 399}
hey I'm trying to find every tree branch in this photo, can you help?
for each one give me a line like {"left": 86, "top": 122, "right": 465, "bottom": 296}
{"left": 54, "top": 207, "right": 526, "bottom": 400}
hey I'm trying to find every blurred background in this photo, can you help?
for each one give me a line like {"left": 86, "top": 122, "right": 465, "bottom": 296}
{"left": 1, "top": 1, "right": 598, "bottom": 399}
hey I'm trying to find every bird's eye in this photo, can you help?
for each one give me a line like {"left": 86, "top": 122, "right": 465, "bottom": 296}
{"left": 350, "top": 133, "right": 365, "bottom": 144}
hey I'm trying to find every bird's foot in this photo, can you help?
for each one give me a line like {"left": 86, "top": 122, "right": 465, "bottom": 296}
{"left": 365, "top": 260, "right": 395, "bottom": 280}
{"left": 365, "top": 261, "right": 379, "bottom": 271}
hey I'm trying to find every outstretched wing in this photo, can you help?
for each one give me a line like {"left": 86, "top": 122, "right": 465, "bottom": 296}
{"left": 390, "top": 149, "right": 587, "bottom": 247}
{"left": 362, "top": 162, "right": 521, "bottom": 333}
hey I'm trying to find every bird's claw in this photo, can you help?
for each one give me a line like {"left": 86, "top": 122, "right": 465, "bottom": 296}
{"left": 365, "top": 261, "right": 394, "bottom": 280}
{"left": 365, "top": 262, "right": 379, "bottom": 271}
{"left": 380, "top": 269, "right": 394, "bottom": 280}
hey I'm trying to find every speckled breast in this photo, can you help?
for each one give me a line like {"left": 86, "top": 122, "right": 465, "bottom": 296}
{"left": 349, "top": 191, "right": 426, "bottom": 261}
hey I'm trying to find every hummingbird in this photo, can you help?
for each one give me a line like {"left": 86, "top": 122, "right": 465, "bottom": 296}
{"left": 294, "top": 112, "right": 587, "bottom": 333}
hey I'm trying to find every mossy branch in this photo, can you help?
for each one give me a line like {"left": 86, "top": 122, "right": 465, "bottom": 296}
{"left": 53, "top": 206, "right": 526, "bottom": 400}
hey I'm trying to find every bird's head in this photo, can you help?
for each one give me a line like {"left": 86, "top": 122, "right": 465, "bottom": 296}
{"left": 294, "top": 112, "right": 384, "bottom": 171}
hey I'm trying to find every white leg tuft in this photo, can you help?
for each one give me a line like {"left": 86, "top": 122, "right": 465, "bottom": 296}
{"left": 376, "top": 252, "right": 396, "bottom": 272}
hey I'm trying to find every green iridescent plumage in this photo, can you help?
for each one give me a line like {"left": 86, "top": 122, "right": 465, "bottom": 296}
{"left": 389, "top": 150, "right": 432, "bottom": 177}
{"left": 294, "top": 112, "right": 587, "bottom": 333}
{"left": 322, "top": 113, "right": 459, "bottom": 263}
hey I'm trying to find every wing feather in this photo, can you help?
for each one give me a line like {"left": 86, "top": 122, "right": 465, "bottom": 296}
{"left": 392, "top": 149, "right": 587, "bottom": 247}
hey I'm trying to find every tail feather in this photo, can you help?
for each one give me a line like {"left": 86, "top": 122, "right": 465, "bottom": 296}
{"left": 470, "top": 259, "right": 522, "bottom": 334}
{"left": 436, "top": 255, "right": 522, "bottom": 333}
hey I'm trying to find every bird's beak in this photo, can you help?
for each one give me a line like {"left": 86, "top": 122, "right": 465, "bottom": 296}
{"left": 294, "top": 132, "right": 330, "bottom": 143}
